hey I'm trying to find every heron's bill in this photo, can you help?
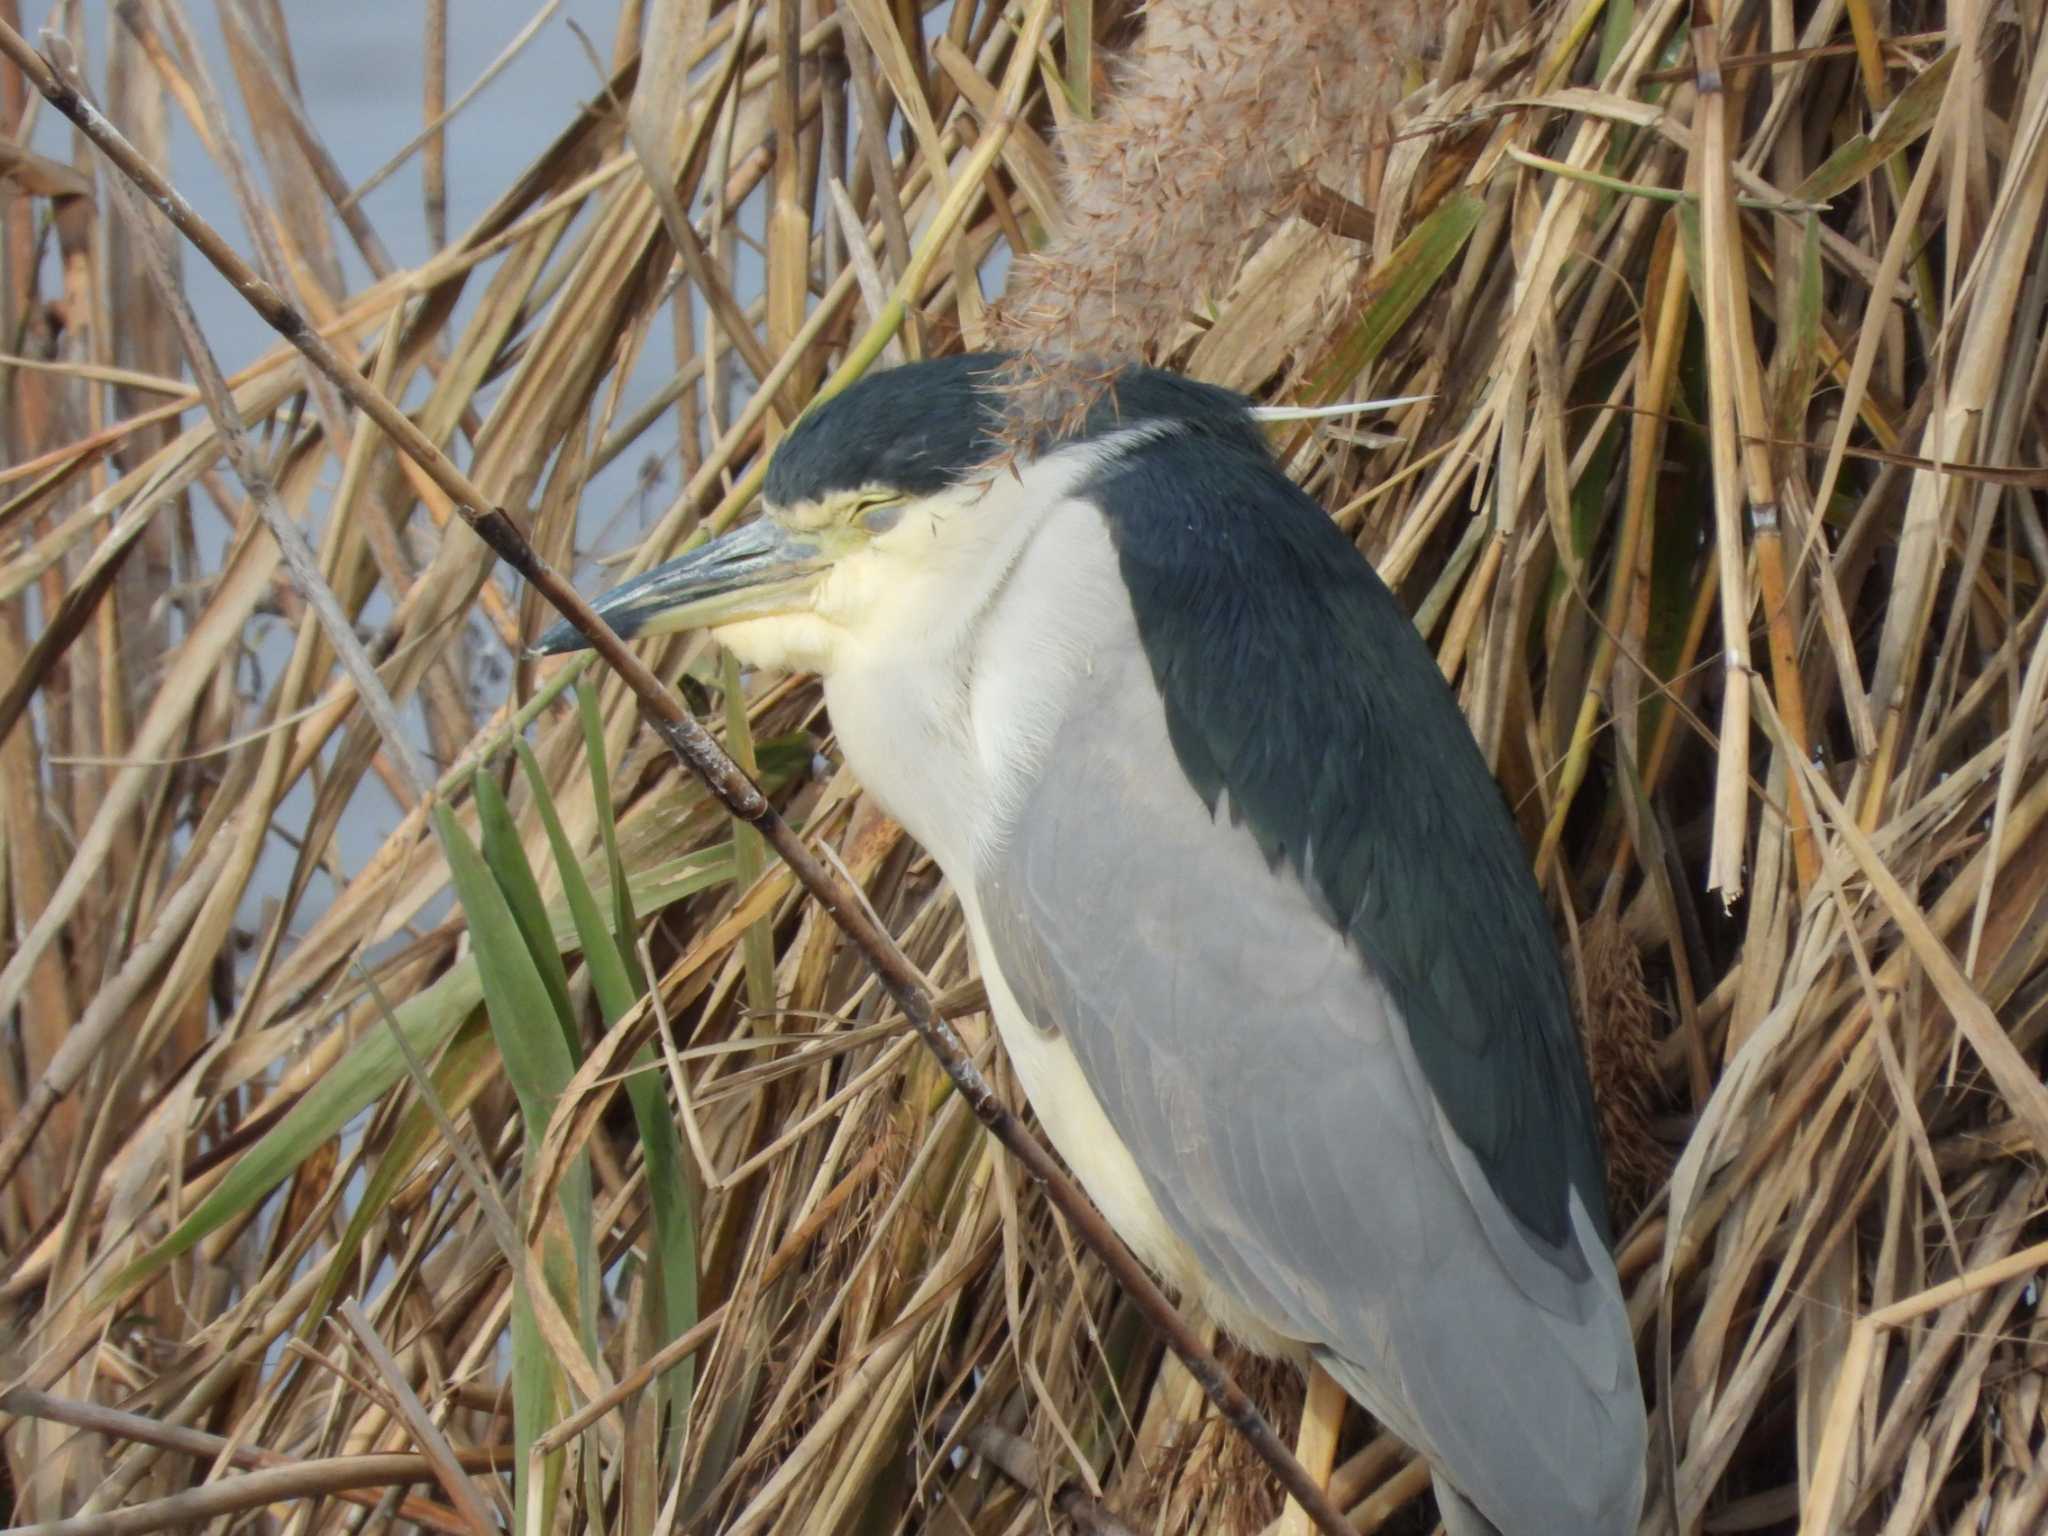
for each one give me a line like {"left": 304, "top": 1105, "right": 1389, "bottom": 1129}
{"left": 532, "top": 517, "right": 838, "bottom": 656}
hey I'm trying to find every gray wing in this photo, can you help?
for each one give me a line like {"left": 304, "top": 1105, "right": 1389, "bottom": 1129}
{"left": 974, "top": 630, "right": 1644, "bottom": 1535}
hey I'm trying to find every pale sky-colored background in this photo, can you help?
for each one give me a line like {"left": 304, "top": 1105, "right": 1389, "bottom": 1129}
{"left": 26, "top": 1, "right": 704, "bottom": 940}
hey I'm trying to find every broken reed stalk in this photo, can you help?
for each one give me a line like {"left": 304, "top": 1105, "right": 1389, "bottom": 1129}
{"left": 0, "top": 1460, "right": 489, "bottom": 1536}
{"left": 0, "top": 1387, "right": 490, "bottom": 1535}
{"left": 0, "top": 16, "right": 1356, "bottom": 1536}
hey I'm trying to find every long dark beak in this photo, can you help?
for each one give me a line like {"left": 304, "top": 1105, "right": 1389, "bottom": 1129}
{"left": 533, "top": 518, "right": 830, "bottom": 656}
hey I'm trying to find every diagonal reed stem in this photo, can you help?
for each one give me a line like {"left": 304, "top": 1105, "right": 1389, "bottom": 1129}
{"left": 0, "top": 15, "right": 1356, "bottom": 1535}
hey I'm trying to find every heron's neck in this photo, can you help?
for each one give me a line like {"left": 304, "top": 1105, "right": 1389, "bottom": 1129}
{"left": 822, "top": 632, "right": 985, "bottom": 876}
{"left": 822, "top": 495, "right": 1130, "bottom": 884}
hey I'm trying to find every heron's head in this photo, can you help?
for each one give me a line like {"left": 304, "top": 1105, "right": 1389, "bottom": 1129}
{"left": 533, "top": 353, "right": 1266, "bottom": 674}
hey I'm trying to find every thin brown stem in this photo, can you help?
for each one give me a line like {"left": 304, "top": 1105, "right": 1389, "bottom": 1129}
{"left": 0, "top": 18, "right": 1352, "bottom": 1535}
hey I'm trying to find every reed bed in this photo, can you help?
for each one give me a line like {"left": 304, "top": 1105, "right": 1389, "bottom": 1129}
{"left": 3, "top": 1, "right": 2046, "bottom": 1532}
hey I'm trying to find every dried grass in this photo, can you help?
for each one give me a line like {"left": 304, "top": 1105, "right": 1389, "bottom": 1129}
{"left": 5, "top": 1, "right": 2048, "bottom": 1533}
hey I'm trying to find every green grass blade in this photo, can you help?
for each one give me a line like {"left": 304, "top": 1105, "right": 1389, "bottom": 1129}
{"left": 304, "top": 1011, "right": 501, "bottom": 1328}
{"left": 517, "top": 737, "right": 640, "bottom": 1023}
{"left": 100, "top": 960, "right": 487, "bottom": 1296}
{"left": 717, "top": 655, "right": 777, "bottom": 1014}
{"left": 441, "top": 795, "right": 598, "bottom": 1525}
{"left": 1594, "top": 0, "right": 1633, "bottom": 81}
{"left": 477, "top": 766, "right": 579, "bottom": 1061}
{"left": 1062, "top": 0, "right": 1091, "bottom": 119}
{"left": 1304, "top": 191, "right": 1487, "bottom": 406}
{"left": 439, "top": 795, "right": 578, "bottom": 1128}
{"left": 1796, "top": 49, "right": 1957, "bottom": 205}
{"left": 512, "top": 1287, "right": 565, "bottom": 1532}
{"left": 570, "top": 689, "right": 700, "bottom": 1451}
{"left": 105, "top": 834, "right": 735, "bottom": 1303}
{"left": 518, "top": 735, "right": 701, "bottom": 1415}
{"left": 575, "top": 682, "right": 649, "bottom": 993}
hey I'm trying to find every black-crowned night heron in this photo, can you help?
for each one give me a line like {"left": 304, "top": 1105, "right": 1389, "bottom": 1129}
{"left": 538, "top": 354, "right": 1647, "bottom": 1535}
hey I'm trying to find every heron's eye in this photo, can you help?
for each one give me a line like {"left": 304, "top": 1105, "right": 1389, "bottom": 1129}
{"left": 853, "top": 493, "right": 904, "bottom": 533}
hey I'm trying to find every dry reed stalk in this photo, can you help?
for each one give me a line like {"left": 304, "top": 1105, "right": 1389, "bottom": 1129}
{"left": 4, "top": 2, "right": 2048, "bottom": 1533}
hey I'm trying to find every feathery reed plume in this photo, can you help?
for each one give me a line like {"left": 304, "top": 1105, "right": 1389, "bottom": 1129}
{"left": 991, "top": 0, "right": 1434, "bottom": 436}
